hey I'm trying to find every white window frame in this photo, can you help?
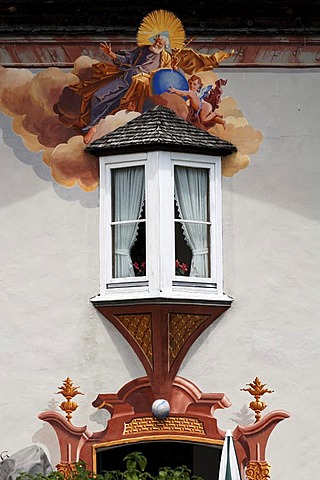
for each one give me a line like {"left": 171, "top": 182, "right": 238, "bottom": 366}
{"left": 171, "top": 153, "right": 223, "bottom": 294}
{"left": 100, "top": 153, "right": 148, "bottom": 294}
{"left": 98, "top": 150, "right": 223, "bottom": 301}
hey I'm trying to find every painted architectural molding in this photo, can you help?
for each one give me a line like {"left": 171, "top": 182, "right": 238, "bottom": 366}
{"left": 39, "top": 376, "right": 289, "bottom": 477}
{"left": 1, "top": 36, "right": 320, "bottom": 68}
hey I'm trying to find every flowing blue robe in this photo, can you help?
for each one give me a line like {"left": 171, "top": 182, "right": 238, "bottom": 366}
{"left": 83, "top": 47, "right": 162, "bottom": 131}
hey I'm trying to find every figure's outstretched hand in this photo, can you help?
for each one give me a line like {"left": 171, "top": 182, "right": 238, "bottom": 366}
{"left": 99, "top": 42, "right": 117, "bottom": 59}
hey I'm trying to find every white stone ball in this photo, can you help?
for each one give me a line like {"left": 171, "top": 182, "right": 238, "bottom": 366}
{"left": 151, "top": 399, "right": 170, "bottom": 419}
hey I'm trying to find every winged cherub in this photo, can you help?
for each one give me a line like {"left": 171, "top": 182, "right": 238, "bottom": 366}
{"left": 169, "top": 75, "right": 228, "bottom": 129}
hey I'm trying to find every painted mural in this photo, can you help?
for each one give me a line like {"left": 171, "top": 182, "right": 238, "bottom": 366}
{"left": 0, "top": 10, "right": 263, "bottom": 192}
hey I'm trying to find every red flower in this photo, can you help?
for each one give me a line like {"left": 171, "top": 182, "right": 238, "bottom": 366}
{"left": 175, "top": 259, "right": 189, "bottom": 276}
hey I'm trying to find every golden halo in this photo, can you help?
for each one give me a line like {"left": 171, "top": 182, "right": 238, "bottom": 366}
{"left": 137, "top": 10, "right": 186, "bottom": 51}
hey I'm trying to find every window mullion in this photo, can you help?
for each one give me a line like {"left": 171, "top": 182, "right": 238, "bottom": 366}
{"left": 111, "top": 219, "right": 146, "bottom": 225}
{"left": 174, "top": 219, "right": 211, "bottom": 225}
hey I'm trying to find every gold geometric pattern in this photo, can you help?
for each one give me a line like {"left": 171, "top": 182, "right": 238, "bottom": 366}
{"left": 56, "top": 462, "right": 77, "bottom": 479}
{"left": 246, "top": 461, "right": 271, "bottom": 480}
{"left": 114, "top": 314, "right": 153, "bottom": 365}
{"left": 169, "top": 314, "right": 210, "bottom": 367}
{"left": 124, "top": 416, "right": 205, "bottom": 435}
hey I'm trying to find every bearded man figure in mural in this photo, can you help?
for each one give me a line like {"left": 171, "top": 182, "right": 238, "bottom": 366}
{"left": 80, "top": 34, "right": 175, "bottom": 143}
{"left": 62, "top": 10, "right": 233, "bottom": 143}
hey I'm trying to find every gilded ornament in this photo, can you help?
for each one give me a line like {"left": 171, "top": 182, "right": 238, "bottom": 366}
{"left": 56, "top": 377, "right": 84, "bottom": 423}
{"left": 56, "top": 462, "right": 77, "bottom": 479}
{"left": 246, "top": 461, "right": 270, "bottom": 480}
{"left": 241, "top": 377, "right": 274, "bottom": 422}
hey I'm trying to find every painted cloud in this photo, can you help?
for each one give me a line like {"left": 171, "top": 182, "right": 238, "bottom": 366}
{"left": 0, "top": 61, "right": 263, "bottom": 191}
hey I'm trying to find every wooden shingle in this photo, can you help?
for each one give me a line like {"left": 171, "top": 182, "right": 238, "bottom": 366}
{"left": 86, "top": 106, "right": 236, "bottom": 157}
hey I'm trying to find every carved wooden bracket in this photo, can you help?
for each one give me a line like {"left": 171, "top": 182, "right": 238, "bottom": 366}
{"left": 94, "top": 302, "right": 230, "bottom": 398}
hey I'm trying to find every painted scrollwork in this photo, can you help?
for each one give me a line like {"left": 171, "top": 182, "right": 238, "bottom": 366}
{"left": 246, "top": 461, "right": 270, "bottom": 480}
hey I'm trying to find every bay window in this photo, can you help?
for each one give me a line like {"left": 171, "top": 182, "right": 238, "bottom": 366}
{"left": 99, "top": 150, "right": 224, "bottom": 301}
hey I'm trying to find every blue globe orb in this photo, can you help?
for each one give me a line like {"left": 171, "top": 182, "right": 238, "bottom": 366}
{"left": 152, "top": 399, "right": 170, "bottom": 420}
{"left": 151, "top": 69, "right": 189, "bottom": 96}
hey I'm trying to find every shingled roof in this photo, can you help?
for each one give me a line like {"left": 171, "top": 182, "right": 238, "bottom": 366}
{"left": 86, "top": 106, "right": 236, "bottom": 157}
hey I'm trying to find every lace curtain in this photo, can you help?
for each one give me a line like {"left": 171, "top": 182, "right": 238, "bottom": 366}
{"left": 174, "top": 166, "right": 209, "bottom": 278}
{"left": 113, "top": 166, "right": 145, "bottom": 278}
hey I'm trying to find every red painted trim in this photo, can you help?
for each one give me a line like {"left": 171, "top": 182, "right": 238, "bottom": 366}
{"left": 39, "top": 378, "right": 290, "bottom": 472}
{"left": 1, "top": 36, "right": 320, "bottom": 67}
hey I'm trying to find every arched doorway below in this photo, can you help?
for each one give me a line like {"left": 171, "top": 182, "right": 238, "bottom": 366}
{"left": 96, "top": 440, "right": 222, "bottom": 480}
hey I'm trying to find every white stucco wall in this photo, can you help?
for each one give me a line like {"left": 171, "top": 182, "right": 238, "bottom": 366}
{"left": 1, "top": 68, "right": 319, "bottom": 478}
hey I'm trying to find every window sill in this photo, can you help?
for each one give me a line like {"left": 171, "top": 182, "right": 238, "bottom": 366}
{"left": 173, "top": 280, "right": 217, "bottom": 288}
{"left": 91, "top": 290, "right": 233, "bottom": 307}
{"left": 107, "top": 280, "right": 148, "bottom": 289}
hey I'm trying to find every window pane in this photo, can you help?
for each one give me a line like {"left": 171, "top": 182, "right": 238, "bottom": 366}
{"left": 130, "top": 218, "right": 146, "bottom": 277}
{"left": 175, "top": 204, "right": 192, "bottom": 276}
{"left": 111, "top": 166, "right": 145, "bottom": 278}
{"left": 174, "top": 166, "right": 210, "bottom": 278}
{"left": 175, "top": 222, "right": 210, "bottom": 278}
{"left": 174, "top": 166, "right": 209, "bottom": 222}
{"left": 112, "top": 221, "right": 146, "bottom": 278}
{"left": 112, "top": 166, "right": 145, "bottom": 222}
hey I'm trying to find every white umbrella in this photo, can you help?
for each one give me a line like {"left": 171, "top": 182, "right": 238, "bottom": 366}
{"left": 218, "top": 429, "right": 242, "bottom": 480}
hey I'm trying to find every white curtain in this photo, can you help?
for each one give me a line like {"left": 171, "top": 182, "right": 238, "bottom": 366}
{"left": 113, "top": 166, "right": 145, "bottom": 278}
{"left": 174, "top": 166, "right": 209, "bottom": 278}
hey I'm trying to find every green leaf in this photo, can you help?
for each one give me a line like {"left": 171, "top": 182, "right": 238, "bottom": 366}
{"left": 16, "top": 451, "right": 204, "bottom": 480}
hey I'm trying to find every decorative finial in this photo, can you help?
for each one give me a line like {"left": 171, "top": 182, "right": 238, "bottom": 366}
{"left": 241, "top": 377, "right": 274, "bottom": 423}
{"left": 56, "top": 377, "right": 84, "bottom": 423}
